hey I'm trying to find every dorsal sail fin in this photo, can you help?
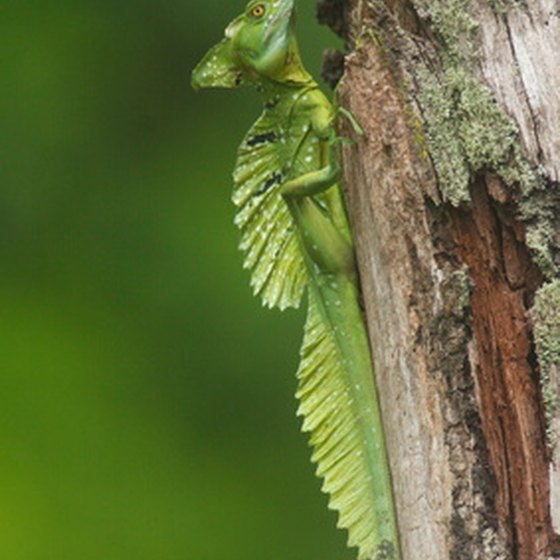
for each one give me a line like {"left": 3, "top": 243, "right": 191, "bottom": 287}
{"left": 296, "top": 292, "right": 396, "bottom": 560}
{"left": 233, "top": 111, "right": 307, "bottom": 310}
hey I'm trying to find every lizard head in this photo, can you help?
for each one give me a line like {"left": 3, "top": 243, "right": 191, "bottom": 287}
{"left": 192, "top": 0, "right": 310, "bottom": 90}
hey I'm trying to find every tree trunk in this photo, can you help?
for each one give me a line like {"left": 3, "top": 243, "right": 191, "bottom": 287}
{"left": 318, "top": 0, "right": 560, "bottom": 558}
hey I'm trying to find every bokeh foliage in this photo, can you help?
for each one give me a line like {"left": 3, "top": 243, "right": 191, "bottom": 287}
{"left": 0, "top": 1, "right": 352, "bottom": 558}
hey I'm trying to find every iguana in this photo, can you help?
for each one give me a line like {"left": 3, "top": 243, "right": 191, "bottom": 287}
{"left": 191, "top": 2, "right": 401, "bottom": 558}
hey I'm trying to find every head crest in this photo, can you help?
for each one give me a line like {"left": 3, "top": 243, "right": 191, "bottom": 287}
{"left": 191, "top": 38, "right": 246, "bottom": 90}
{"left": 191, "top": 0, "right": 309, "bottom": 90}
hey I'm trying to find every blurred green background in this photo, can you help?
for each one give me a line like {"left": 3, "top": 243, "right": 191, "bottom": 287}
{"left": 0, "top": 1, "right": 352, "bottom": 559}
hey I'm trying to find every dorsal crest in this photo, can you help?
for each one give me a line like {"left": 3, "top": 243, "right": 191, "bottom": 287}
{"left": 232, "top": 107, "right": 307, "bottom": 309}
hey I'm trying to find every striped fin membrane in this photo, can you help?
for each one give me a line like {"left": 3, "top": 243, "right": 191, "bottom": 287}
{"left": 233, "top": 111, "right": 307, "bottom": 310}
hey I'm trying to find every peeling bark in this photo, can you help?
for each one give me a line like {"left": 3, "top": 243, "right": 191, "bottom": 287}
{"left": 319, "top": 0, "right": 560, "bottom": 558}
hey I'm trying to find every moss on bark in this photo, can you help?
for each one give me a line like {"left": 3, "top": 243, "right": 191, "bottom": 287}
{"left": 534, "top": 280, "right": 560, "bottom": 444}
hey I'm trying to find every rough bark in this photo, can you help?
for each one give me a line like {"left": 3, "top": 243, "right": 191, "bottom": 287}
{"left": 317, "top": 0, "right": 560, "bottom": 558}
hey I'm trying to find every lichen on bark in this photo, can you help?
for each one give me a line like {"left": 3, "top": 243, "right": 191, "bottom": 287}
{"left": 410, "top": 0, "right": 559, "bottom": 278}
{"left": 533, "top": 280, "right": 560, "bottom": 444}
{"left": 418, "top": 66, "right": 521, "bottom": 206}
{"left": 414, "top": 0, "right": 529, "bottom": 200}
{"left": 519, "top": 183, "right": 560, "bottom": 279}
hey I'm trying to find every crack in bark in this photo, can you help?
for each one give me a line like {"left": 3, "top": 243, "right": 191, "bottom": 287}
{"left": 447, "top": 175, "right": 551, "bottom": 559}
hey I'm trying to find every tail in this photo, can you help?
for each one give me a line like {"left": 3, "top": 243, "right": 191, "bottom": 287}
{"left": 296, "top": 291, "right": 401, "bottom": 560}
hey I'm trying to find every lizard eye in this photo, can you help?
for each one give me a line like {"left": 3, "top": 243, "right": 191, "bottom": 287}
{"left": 251, "top": 4, "right": 266, "bottom": 17}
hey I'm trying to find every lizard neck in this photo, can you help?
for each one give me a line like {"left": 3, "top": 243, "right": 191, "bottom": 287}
{"left": 253, "top": 38, "right": 318, "bottom": 107}
{"left": 257, "top": 77, "right": 318, "bottom": 110}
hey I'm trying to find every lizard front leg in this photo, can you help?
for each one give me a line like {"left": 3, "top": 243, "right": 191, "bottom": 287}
{"left": 280, "top": 138, "right": 340, "bottom": 198}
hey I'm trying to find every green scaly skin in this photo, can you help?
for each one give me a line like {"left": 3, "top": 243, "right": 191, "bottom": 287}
{"left": 192, "top": 2, "right": 401, "bottom": 558}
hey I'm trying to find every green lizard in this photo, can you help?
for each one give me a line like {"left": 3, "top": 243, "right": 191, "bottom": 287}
{"left": 192, "top": 2, "right": 401, "bottom": 558}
